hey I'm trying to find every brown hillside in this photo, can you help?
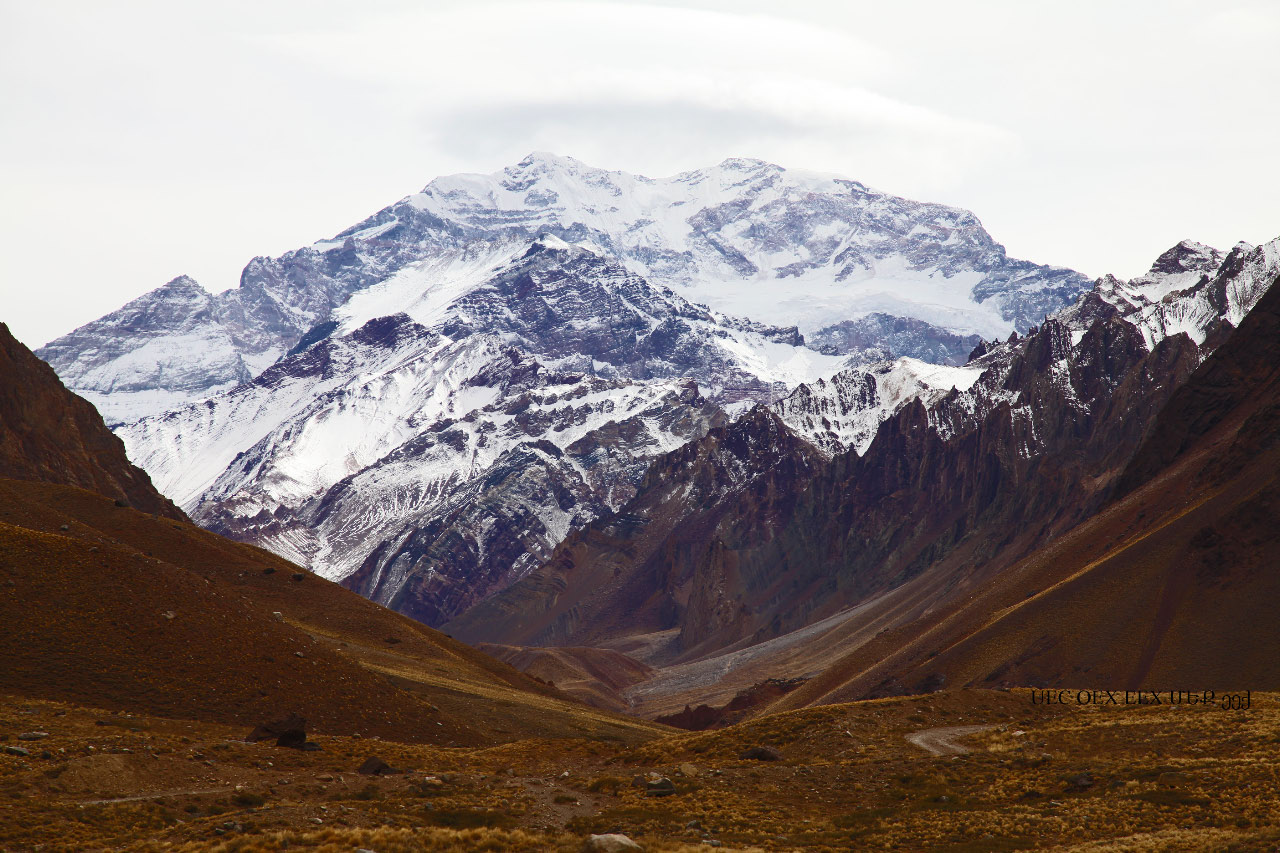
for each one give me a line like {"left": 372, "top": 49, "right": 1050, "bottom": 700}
{"left": 0, "top": 323, "right": 182, "bottom": 519}
{"left": 477, "top": 643, "right": 655, "bottom": 712}
{"left": 0, "top": 478, "right": 667, "bottom": 746}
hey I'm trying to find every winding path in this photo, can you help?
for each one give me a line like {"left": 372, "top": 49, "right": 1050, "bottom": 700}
{"left": 905, "top": 725, "right": 994, "bottom": 756}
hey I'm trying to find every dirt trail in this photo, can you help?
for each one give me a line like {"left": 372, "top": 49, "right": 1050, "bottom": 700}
{"left": 905, "top": 725, "right": 994, "bottom": 756}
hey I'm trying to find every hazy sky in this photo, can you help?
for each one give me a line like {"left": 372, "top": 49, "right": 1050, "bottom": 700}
{"left": 4, "top": 0, "right": 1278, "bottom": 348}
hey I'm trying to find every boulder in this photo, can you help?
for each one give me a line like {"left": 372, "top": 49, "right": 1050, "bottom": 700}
{"left": 358, "top": 755, "right": 400, "bottom": 775}
{"left": 739, "top": 745, "right": 782, "bottom": 761}
{"left": 245, "top": 713, "right": 307, "bottom": 749}
{"left": 584, "top": 834, "right": 644, "bottom": 852}
{"left": 646, "top": 776, "right": 676, "bottom": 797}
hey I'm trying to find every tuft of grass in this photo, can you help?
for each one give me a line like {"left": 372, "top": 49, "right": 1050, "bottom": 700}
{"left": 586, "top": 775, "right": 627, "bottom": 794}
{"left": 1131, "top": 789, "right": 1212, "bottom": 807}
{"left": 422, "top": 808, "right": 517, "bottom": 829}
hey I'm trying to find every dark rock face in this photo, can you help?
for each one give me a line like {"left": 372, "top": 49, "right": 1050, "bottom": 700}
{"left": 136, "top": 296, "right": 732, "bottom": 625}
{"left": 0, "top": 322, "right": 183, "bottom": 520}
{"left": 444, "top": 406, "right": 824, "bottom": 649}
{"left": 1116, "top": 271, "right": 1280, "bottom": 497}
{"left": 809, "top": 313, "right": 984, "bottom": 365}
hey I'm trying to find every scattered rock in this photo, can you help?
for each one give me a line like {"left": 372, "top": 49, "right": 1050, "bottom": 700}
{"left": 291, "top": 573, "right": 305, "bottom": 582}
{"left": 686, "top": 819, "right": 703, "bottom": 829}
{"left": 17, "top": 732, "right": 49, "bottom": 741}
{"left": 646, "top": 776, "right": 676, "bottom": 797}
{"left": 161, "top": 611, "right": 175, "bottom": 620}
{"left": 739, "top": 746, "right": 782, "bottom": 761}
{"left": 3, "top": 746, "right": 30, "bottom": 757}
{"left": 630, "top": 774, "right": 647, "bottom": 788}
{"left": 584, "top": 833, "right": 644, "bottom": 852}
{"left": 58, "top": 524, "right": 69, "bottom": 531}
{"left": 358, "top": 755, "right": 400, "bottom": 776}
{"left": 1158, "top": 771, "right": 1193, "bottom": 787}
{"left": 245, "top": 713, "right": 308, "bottom": 749}
{"left": 1065, "top": 773, "right": 1096, "bottom": 792}
{"left": 271, "top": 611, "right": 284, "bottom": 621}
{"left": 677, "top": 762, "right": 701, "bottom": 777}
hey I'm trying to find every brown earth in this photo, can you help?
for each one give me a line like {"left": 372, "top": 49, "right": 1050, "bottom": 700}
{"left": 475, "top": 644, "right": 655, "bottom": 712}
{"left": 0, "top": 478, "right": 667, "bottom": 747}
{"left": 2, "top": 688, "right": 1278, "bottom": 851}
{"left": 0, "top": 322, "right": 182, "bottom": 520}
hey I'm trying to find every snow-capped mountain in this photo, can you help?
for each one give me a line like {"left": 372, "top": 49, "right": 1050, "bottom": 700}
{"left": 38, "top": 153, "right": 1089, "bottom": 423}
{"left": 37, "top": 153, "right": 1099, "bottom": 626}
{"left": 120, "top": 237, "right": 845, "bottom": 623}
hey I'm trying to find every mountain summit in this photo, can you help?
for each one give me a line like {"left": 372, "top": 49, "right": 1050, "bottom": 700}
{"left": 38, "top": 154, "right": 1089, "bottom": 423}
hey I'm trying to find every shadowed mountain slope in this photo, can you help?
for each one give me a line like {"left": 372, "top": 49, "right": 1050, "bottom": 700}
{"left": 0, "top": 323, "right": 182, "bottom": 520}
{"left": 0, "top": 479, "right": 667, "bottom": 745}
{"left": 773, "top": 271, "right": 1280, "bottom": 707}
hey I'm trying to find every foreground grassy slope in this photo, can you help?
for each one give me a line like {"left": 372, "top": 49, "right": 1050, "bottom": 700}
{"left": 1, "top": 688, "right": 1276, "bottom": 851}
{"left": 0, "top": 478, "right": 667, "bottom": 746}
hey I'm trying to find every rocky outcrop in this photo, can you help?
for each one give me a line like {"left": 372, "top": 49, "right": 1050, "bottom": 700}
{"left": 808, "top": 313, "right": 983, "bottom": 365}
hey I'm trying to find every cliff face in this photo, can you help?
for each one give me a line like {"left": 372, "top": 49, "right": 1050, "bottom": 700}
{"left": 0, "top": 323, "right": 183, "bottom": 520}
{"left": 777, "top": 271, "right": 1280, "bottom": 705}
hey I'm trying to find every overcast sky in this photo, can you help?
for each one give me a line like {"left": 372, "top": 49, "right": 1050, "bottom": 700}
{"left": 3, "top": 0, "right": 1278, "bottom": 348}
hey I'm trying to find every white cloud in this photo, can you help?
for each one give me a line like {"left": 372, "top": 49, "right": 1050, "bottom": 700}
{"left": 253, "top": 2, "right": 1015, "bottom": 185}
{"left": 1, "top": 0, "right": 1277, "bottom": 349}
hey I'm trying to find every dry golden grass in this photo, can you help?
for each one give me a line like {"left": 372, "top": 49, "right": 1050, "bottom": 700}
{"left": 3, "top": 689, "right": 1279, "bottom": 851}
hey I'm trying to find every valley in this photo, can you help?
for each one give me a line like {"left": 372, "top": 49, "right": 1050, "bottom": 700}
{"left": 6, "top": 151, "right": 1280, "bottom": 851}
